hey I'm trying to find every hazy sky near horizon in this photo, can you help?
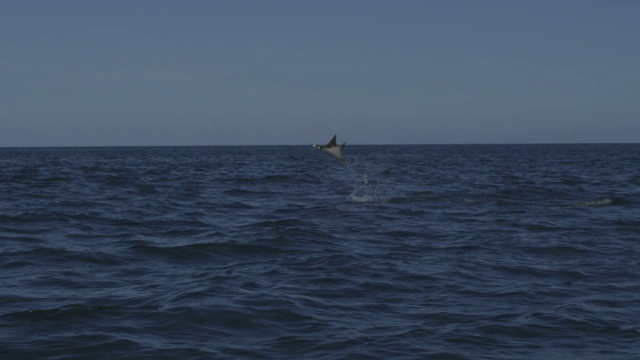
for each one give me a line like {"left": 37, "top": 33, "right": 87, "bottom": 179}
{"left": 2, "top": 1, "right": 639, "bottom": 146}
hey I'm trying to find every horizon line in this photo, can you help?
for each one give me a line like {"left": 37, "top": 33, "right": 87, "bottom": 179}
{"left": 1, "top": 141, "right": 638, "bottom": 149}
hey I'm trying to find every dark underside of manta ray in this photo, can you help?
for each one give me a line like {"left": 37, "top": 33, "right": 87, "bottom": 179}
{"left": 312, "top": 135, "right": 346, "bottom": 164}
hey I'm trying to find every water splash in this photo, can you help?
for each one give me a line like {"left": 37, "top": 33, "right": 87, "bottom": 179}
{"left": 346, "top": 160, "right": 393, "bottom": 203}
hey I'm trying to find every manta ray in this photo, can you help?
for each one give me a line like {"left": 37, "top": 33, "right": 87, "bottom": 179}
{"left": 312, "top": 135, "right": 346, "bottom": 164}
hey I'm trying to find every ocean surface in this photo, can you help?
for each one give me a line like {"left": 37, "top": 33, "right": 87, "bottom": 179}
{"left": 1, "top": 144, "right": 639, "bottom": 359}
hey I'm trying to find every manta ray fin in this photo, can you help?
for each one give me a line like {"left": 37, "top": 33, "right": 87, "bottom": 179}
{"left": 326, "top": 135, "right": 337, "bottom": 148}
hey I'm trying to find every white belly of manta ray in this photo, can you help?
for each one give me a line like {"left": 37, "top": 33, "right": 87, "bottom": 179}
{"left": 312, "top": 135, "right": 346, "bottom": 164}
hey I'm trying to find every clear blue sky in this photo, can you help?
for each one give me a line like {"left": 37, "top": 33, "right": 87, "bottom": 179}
{"left": 2, "top": 0, "right": 639, "bottom": 146}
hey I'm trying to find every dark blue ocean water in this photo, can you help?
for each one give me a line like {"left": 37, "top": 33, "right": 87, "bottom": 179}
{"left": 1, "top": 144, "right": 639, "bottom": 359}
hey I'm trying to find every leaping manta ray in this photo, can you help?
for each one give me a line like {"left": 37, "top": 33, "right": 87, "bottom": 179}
{"left": 312, "top": 135, "right": 346, "bottom": 164}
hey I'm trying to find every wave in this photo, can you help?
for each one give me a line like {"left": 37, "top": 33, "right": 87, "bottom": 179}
{"left": 4, "top": 246, "right": 124, "bottom": 266}
{"left": 553, "top": 196, "right": 631, "bottom": 208}
{"left": 223, "top": 188, "right": 278, "bottom": 196}
{"left": 218, "top": 201, "right": 256, "bottom": 209}
{"left": 3, "top": 304, "right": 123, "bottom": 322}
{"left": 571, "top": 196, "right": 629, "bottom": 208}
{"left": 0, "top": 234, "right": 44, "bottom": 243}
{"left": 521, "top": 244, "right": 591, "bottom": 256}
{"left": 130, "top": 240, "right": 284, "bottom": 261}
{"left": 246, "top": 218, "right": 308, "bottom": 229}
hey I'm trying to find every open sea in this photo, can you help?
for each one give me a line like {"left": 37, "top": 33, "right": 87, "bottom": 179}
{"left": 1, "top": 144, "right": 639, "bottom": 359}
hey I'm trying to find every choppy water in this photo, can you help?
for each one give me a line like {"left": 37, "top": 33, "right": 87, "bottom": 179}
{"left": 1, "top": 144, "right": 639, "bottom": 359}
